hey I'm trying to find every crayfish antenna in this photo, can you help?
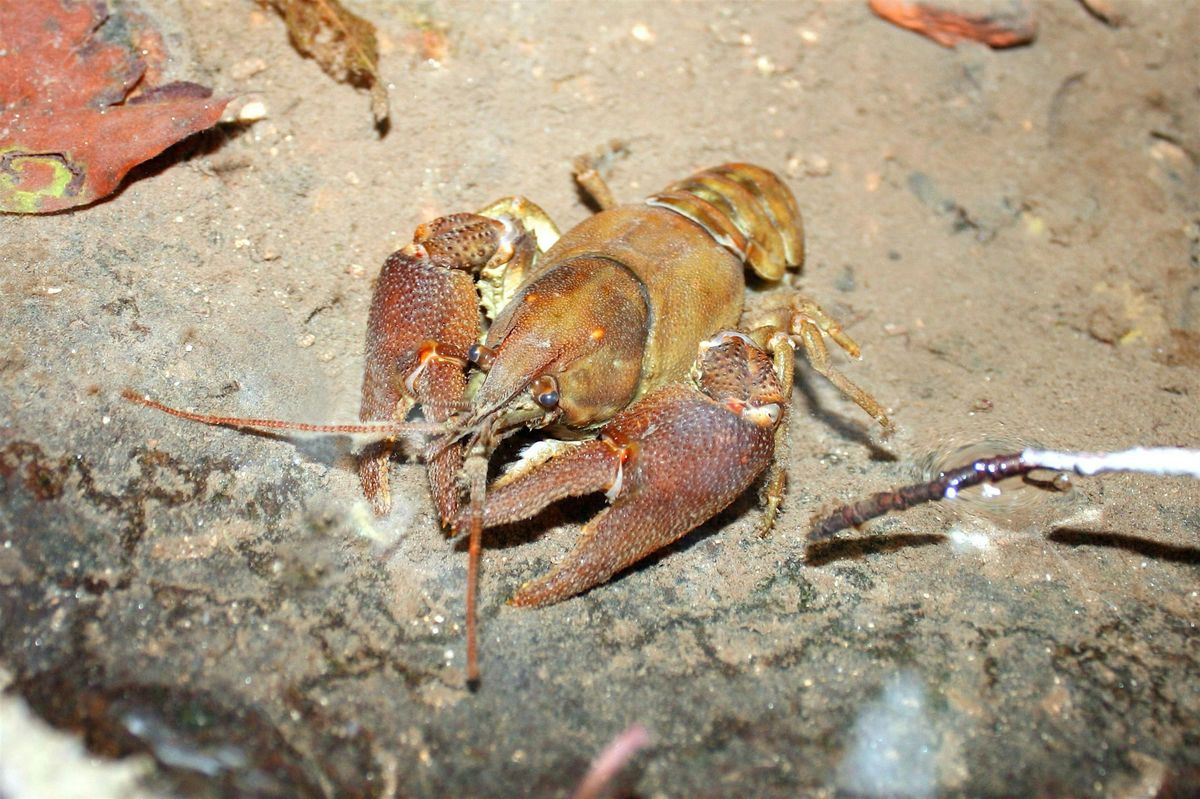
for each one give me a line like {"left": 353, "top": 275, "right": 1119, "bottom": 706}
{"left": 463, "top": 451, "right": 488, "bottom": 689}
{"left": 121, "top": 388, "right": 442, "bottom": 444}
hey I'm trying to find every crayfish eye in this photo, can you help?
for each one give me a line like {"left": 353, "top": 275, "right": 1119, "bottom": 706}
{"left": 530, "top": 374, "right": 560, "bottom": 410}
{"left": 467, "top": 343, "right": 495, "bottom": 370}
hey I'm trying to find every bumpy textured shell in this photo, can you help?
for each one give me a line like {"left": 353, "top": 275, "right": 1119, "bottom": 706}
{"left": 529, "top": 162, "right": 805, "bottom": 403}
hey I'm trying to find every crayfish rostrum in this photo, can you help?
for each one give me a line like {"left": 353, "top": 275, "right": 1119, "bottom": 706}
{"left": 127, "top": 159, "right": 892, "bottom": 683}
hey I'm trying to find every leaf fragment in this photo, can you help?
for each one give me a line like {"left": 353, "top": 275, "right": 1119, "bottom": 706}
{"left": 0, "top": 1, "right": 230, "bottom": 214}
{"left": 264, "top": 0, "right": 390, "bottom": 125}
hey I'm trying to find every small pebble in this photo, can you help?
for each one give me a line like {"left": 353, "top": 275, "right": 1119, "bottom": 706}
{"left": 630, "top": 23, "right": 654, "bottom": 43}
{"left": 237, "top": 100, "right": 268, "bottom": 122}
{"left": 805, "top": 155, "right": 831, "bottom": 177}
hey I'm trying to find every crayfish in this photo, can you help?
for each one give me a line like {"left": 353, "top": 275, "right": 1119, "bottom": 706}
{"left": 127, "top": 159, "right": 893, "bottom": 684}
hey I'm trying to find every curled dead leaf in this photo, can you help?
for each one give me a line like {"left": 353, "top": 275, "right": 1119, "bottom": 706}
{"left": 263, "top": 0, "right": 390, "bottom": 125}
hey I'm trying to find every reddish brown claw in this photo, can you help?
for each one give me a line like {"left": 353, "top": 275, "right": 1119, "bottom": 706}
{"left": 469, "top": 334, "right": 786, "bottom": 608}
{"left": 358, "top": 217, "right": 505, "bottom": 522}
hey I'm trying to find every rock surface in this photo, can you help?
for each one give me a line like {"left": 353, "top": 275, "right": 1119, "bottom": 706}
{"left": 1, "top": 1, "right": 1197, "bottom": 797}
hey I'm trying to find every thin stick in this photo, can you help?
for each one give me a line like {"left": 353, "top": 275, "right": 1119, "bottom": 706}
{"left": 810, "top": 446, "right": 1200, "bottom": 542}
{"left": 122, "top": 388, "right": 441, "bottom": 438}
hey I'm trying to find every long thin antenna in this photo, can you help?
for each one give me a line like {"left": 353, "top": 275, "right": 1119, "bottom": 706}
{"left": 464, "top": 453, "right": 488, "bottom": 688}
{"left": 811, "top": 446, "right": 1200, "bottom": 542}
{"left": 122, "top": 388, "right": 441, "bottom": 438}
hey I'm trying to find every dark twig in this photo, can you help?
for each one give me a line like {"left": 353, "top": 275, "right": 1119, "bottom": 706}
{"left": 811, "top": 447, "right": 1200, "bottom": 542}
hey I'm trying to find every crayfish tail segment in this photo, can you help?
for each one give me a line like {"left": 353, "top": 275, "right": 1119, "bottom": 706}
{"left": 654, "top": 162, "right": 804, "bottom": 281}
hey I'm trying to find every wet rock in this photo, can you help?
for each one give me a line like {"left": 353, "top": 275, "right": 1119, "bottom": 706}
{"left": 12, "top": 665, "right": 327, "bottom": 799}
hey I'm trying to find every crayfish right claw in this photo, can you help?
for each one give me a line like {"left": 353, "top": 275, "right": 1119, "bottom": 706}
{"left": 358, "top": 216, "right": 504, "bottom": 520}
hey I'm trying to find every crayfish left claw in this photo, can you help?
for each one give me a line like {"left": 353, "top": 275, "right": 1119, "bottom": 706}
{"left": 358, "top": 249, "right": 479, "bottom": 520}
{"left": 506, "top": 384, "right": 780, "bottom": 607}
{"left": 474, "top": 334, "right": 788, "bottom": 608}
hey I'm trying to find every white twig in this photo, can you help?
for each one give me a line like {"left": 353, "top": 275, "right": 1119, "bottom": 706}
{"left": 1021, "top": 447, "right": 1200, "bottom": 480}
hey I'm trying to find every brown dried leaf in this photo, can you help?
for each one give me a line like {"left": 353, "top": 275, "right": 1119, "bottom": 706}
{"left": 265, "top": 0, "right": 390, "bottom": 124}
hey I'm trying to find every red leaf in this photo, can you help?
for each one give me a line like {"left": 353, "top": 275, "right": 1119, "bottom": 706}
{"left": 0, "top": 0, "right": 230, "bottom": 213}
{"left": 869, "top": 0, "right": 1037, "bottom": 49}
